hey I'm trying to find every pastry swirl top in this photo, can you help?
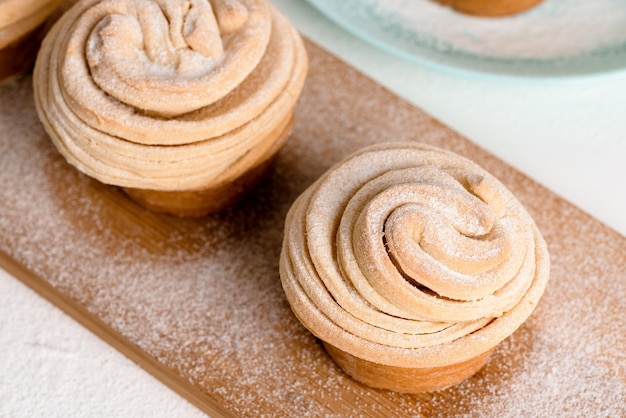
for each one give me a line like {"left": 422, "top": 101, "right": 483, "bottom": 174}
{"left": 280, "top": 142, "right": 550, "bottom": 368}
{"left": 33, "top": 0, "right": 308, "bottom": 191}
{"left": 79, "top": 0, "right": 270, "bottom": 116}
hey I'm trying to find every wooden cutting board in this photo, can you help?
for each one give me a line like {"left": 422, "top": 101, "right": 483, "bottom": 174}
{"left": 1, "top": 40, "right": 624, "bottom": 417}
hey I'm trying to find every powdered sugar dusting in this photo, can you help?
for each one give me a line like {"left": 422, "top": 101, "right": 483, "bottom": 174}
{"left": 1, "top": 38, "right": 625, "bottom": 416}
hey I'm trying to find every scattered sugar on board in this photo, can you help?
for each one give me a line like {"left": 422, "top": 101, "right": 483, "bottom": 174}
{"left": 1, "top": 39, "right": 625, "bottom": 418}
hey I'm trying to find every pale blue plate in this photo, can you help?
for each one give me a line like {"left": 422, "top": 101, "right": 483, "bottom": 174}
{"left": 306, "top": 0, "right": 626, "bottom": 80}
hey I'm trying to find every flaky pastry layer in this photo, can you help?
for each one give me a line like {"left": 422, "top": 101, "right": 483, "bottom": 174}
{"left": 280, "top": 142, "right": 550, "bottom": 368}
{"left": 0, "top": 0, "right": 62, "bottom": 49}
{"left": 34, "top": 0, "right": 308, "bottom": 192}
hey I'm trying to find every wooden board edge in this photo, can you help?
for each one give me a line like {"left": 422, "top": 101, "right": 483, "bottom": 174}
{"left": 0, "top": 248, "right": 234, "bottom": 418}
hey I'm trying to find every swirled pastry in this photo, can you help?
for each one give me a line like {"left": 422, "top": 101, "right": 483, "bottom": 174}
{"left": 280, "top": 142, "right": 550, "bottom": 393}
{"left": 0, "top": 0, "right": 62, "bottom": 81}
{"left": 33, "top": 0, "right": 308, "bottom": 216}
{"left": 433, "top": 0, "right": 543, "bottom": 16}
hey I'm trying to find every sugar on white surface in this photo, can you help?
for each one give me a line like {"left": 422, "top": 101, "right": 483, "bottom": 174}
{"left": 0, "top": 268, "right": 205, "bottom": 418}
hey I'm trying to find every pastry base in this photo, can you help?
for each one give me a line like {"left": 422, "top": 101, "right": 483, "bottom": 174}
{"left": 122, "top": 114, "right": 295, "bottom": 217}
{"left": 323, "top": 342, "right": 495, "bottom": 393}
{"left": 0, "top": 25, "right": 44, "bottom": 83}
{"left": 122, "top": 155, "right": 277, "bottom": 217}
{"left": 434, "top": 0, "right": 543, "bottom": 16}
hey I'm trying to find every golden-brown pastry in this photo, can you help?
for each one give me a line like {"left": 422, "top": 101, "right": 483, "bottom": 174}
{"left": 434, "top": 0, "right": 543, "bottom": 16}
{"left": 0, "top": 0, "right": 63, "bottom": 81}
{"left": 33, "top": 0, "right": 308, "bottom": 216}
{"left": 280, "top": 142, "right": 550, "bottom": 393}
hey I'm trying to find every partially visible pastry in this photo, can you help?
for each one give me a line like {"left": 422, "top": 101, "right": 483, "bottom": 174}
{"left": 34, "top": 0, "right": 308, "bottom": 216}
{"left": 280, "top": 142, "right": 550, "bottom": 393}
{"left": 433, "top": 0, "right": 543, "bottom": 16}
{"left": 0, "top": 0, "right": 62, "bottom": 82}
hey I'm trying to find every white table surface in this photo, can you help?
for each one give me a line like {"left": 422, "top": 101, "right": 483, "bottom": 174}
{"left": 2, "top": 1, "right": 625, "bottom": 417}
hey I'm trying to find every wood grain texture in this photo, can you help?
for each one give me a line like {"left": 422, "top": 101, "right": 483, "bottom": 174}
{"left": 0, "top": 39, "right": 624, "bottom": 417}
